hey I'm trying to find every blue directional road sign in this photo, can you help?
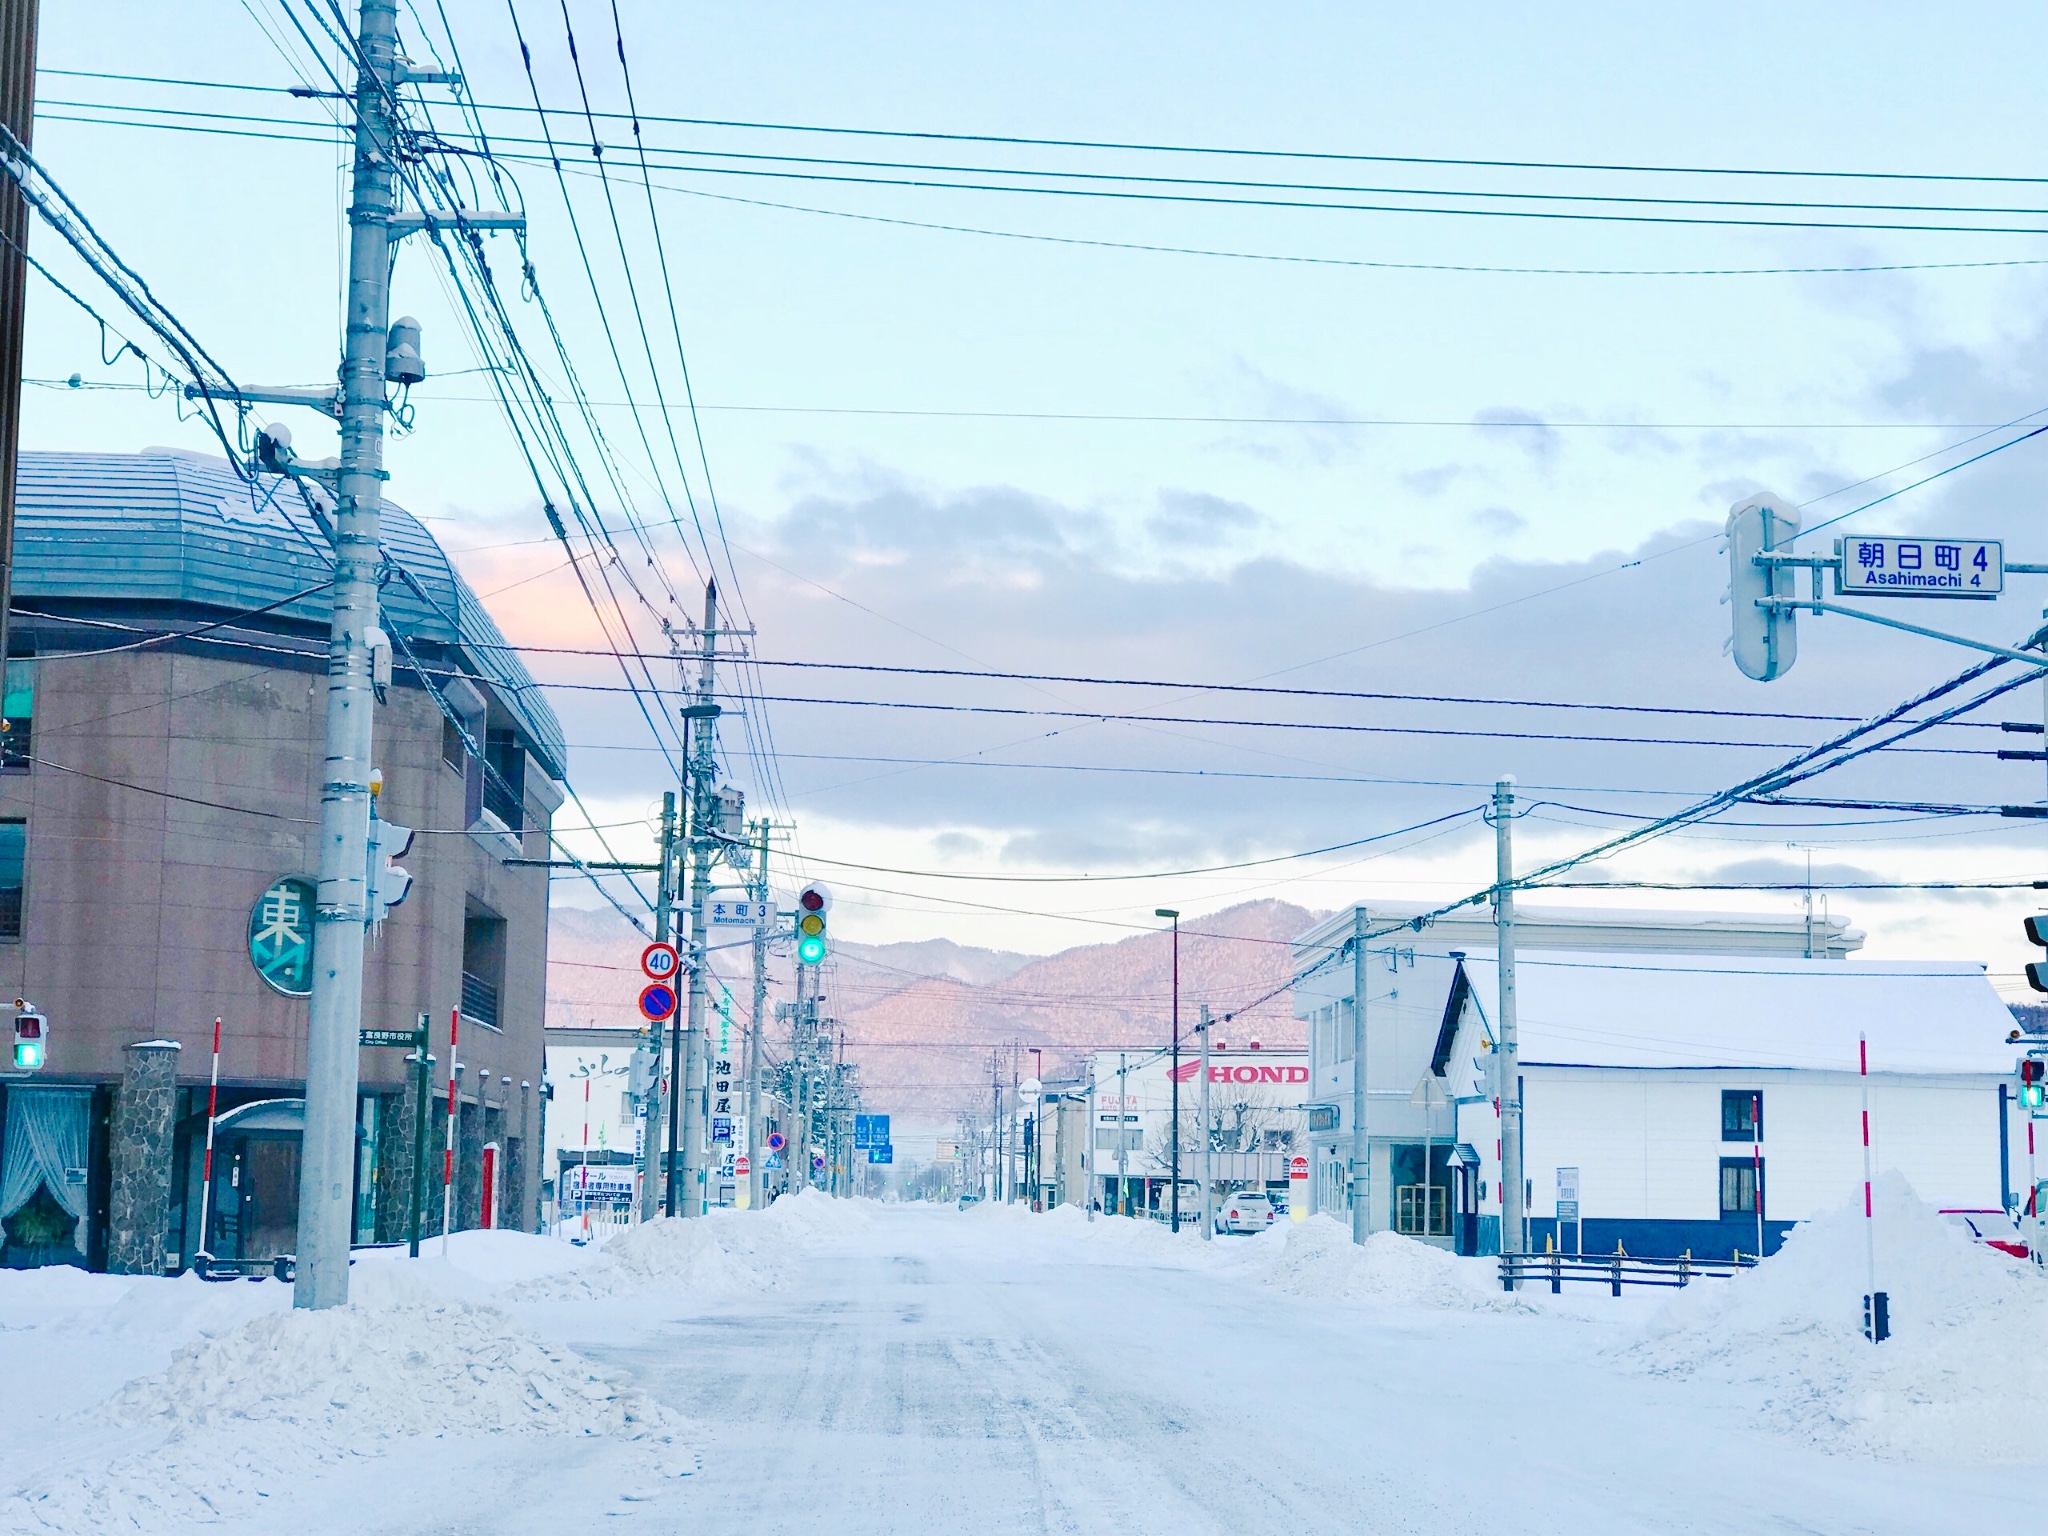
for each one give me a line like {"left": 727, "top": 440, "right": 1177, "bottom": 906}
{"left": 854, "top": 1114, "right": 890, "bottom": 1149}
{"left": 868, "top": 1144, "right": 893, "bottom": 1165}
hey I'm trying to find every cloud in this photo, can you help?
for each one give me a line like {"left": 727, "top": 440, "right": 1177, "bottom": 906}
{"left": 1146, "top": 489, "right": 1263, "bottom": 548}
{"left": 1472, "top": 407, "right": 1563, "bottom": 465}
{"left": 1468, "top": 506, "right": 1525, "bottom": 537}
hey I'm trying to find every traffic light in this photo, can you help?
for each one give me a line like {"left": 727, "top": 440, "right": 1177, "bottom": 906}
{"left": 2020, "top": 1059, "right": 2047, "bottom": 1111}
{"left": 13, "top": 1006, "right": 47, "bottom": 1071}
{"left": 1725, "top": 494, "right": 1801, "bottom": 682}
{"left": 795, "top": 881, "right": 831, "bottom": 966}
{"left": 366, "top": 809, "right": 415, "bottom": 926}
{"left": 2024, "top": 915, "right": 2048, "bottom": 993}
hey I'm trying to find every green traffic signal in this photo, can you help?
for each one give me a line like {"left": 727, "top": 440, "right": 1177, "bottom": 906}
{"left": 2025, "top": 1082, "right": 2047, "bottom": 1111}
{"left": 797, "top": 933, "right": 827, "bottom": 966}
{"left": 14, "top": 1037, "right": 42, "bottom": 1070}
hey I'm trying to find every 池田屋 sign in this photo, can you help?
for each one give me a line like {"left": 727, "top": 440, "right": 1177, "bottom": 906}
{"left": 248, "top": 875, "right": 315, "bottom": 996}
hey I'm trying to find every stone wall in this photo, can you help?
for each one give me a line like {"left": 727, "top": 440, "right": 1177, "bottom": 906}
{"left": 105, "top": 1042, "right": 181, "bottom": 1275}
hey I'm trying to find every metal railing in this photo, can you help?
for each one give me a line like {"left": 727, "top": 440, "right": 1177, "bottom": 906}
{"left": 1501, "top": 1249, "right": 1757, "bottom": 1296}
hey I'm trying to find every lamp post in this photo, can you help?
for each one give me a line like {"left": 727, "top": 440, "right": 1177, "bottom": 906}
{"left": 1157, "top": 908, "right": 1180, "bottom": 1232}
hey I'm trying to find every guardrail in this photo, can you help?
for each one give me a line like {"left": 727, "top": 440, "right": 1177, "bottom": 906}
{"left": 1501, "top": 1249, "right": 1757, "bottom": 1296}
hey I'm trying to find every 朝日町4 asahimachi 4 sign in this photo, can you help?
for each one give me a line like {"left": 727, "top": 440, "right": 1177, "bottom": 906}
{"left": 1836, "top": 536, "right": 2002, "bottom": 598}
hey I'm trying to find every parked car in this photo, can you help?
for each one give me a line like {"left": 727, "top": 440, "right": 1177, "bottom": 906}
{"left": 957, "top": 1193, "right": 984, "bottom": 1210}
{"left": 1940, "top": 1207, "right": 2031, "bottom": 1260}
{"left": 1216, "top": 1189, "right": 1279, "bottom": 1235}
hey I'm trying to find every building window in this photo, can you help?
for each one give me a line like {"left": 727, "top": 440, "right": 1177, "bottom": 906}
{"left": 0, "top": 819, "right": 23, "bottom": 939}
{"left": 1, "top": 657, "right": 31, "bottom": 772}
{"left": 442, "top": 716, "right": 467, "bottom": 773}
{"left": 1721, "top": 1089, "right": 1762, "bottom": 1142}
{"left": 1719, "top": 1157, "right": 1764, "bottom": 1218}
{"left": 462, "top": 901, "right": 507, "bottom": 1030}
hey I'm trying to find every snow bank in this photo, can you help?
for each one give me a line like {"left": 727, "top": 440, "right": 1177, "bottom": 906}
{"left": 0, "top": 1278, "right": 691, "bottom": 1534}
{"left": 1228, "top": 1215, "right": 1526, "bottom": 1311}
{"left": 519, "top": 1190, "right": 869, "bottom": 1301}
{"left": 1628, "top": 1172, "right": 2048, "bottom": 1462}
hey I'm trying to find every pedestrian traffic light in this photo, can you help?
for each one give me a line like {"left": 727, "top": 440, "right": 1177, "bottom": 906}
{"left": 13, "top": 1006, "right": 47, "bottom": 1071}
{"left": 795, "top": 881, "right": 831, "bottom": 966}
{"left": 2020, "top": 1059, "right": 2047, "bottom": 1111}
{"left": 1724, "top": 494, "right": 1801, "bottom": 682}
{"left": 366, "top": 808, "right": 415, "bottom": 927}
{"left": 2024, "top": 915, "right": 2048, "bottom": 993}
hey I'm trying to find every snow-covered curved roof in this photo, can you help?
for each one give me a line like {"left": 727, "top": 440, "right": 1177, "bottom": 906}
{"left": 12, "top": 449, "right": 565, "bottom": 779}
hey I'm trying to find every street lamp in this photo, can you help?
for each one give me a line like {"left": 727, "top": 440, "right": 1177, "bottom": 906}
{"left": 1157, "top": 908, "right": 1180, "bottom": 1233}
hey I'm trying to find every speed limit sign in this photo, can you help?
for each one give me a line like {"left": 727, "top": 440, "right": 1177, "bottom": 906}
{"left": 641, "top": 942, "right": 680, "bottom": 981}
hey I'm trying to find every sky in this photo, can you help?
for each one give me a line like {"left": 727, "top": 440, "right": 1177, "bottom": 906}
{"left": 22, "top": 2, "right": 2048, "bottom": 993}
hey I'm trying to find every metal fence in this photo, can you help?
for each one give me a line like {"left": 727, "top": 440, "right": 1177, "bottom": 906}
{"left": 1500, "top": 1249, "right": 1757, "bottom": 1296}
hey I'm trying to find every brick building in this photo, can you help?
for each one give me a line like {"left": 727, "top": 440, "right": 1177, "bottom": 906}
{"left": 0, "top": 450, "right": 563, "bottom": 1272}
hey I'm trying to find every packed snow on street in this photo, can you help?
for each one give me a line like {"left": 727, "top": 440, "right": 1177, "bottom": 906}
{"left": 2, "top": 1181, "right": 2043, "bottom": 1535}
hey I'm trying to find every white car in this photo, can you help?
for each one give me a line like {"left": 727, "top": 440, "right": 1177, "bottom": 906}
{"left": 1216, "top": 1189, "right": 1279, "bottom": 1235}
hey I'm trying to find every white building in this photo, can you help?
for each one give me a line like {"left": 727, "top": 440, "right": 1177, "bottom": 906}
{"left": 1293, "top": 903, "right": 2026, "bottom": 1258}
{"left": 541, "top": 1026, "right": 644, "bottom": 1212}
{"left": 1080, "top": 1045, "right": 1310, "bottom": 1217}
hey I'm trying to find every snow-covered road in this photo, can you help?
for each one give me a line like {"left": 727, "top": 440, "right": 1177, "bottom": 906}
{"left": 573, "top": 1207, "right": 2021, "bottom": 1535}
{"left": 4, "top": 1196, "right": 2040, "bottom": 1535}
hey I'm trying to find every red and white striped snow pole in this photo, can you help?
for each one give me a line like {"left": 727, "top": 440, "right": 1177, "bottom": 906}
{"left": 441, "top": 1005, "right": 459, "bottom": 1257}
{"left": 1859, "top": 1033, "right": 1886, "bottom": 1340}
{"left": 193, "top": 1017, "right": 223, "bottom": 1263}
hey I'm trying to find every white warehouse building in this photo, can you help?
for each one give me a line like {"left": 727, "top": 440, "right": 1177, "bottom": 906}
{"left": 1293, "top": 903, "right": 2029, "bottom": 1259}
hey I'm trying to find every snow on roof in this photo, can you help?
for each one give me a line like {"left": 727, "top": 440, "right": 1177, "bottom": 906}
{"left": 1453, "top": 950, "right": 2015, "bottom": 1075}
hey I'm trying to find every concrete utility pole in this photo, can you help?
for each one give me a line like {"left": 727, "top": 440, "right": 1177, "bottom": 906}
{"left": 0, "top": 0, "right": 37, "bottom": 690}
{"left": 1085, "top": 1057, "right": 1096, "bottom": 1222}
{"left": 1158, "top": 908, "right": 1180, "bottom": 1233}
{"left": 677, "top": 581, "right": 720, "bottom": 1217}
{"left": 787, "top": 964, "right": 809, "bottom": 1197}
{"left": 1199, "top": 1002, "right": 1213, "bottom": 1241}
{"left": 1115, "top": 1051, "right": 1128, "bottom": 1214}
{"left": 745, "top": 818, "right": 769, "bottom": 1211}
{"left": 1494, "top": 777, "right": 1526, "bottom": 1272}
{"left": 295, "top": 0, "right": 406, "bottom": 1311}
{"left": 1349, "top": 905, "right": 1368, "bottom": 1246}
{"left": 640, "top": 791, "right": 676, "bottom": 1223}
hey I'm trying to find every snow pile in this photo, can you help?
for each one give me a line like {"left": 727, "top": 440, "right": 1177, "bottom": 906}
{"left": 0, "top": 1278, "right": 691, "bottom": 1534}
{"left": 1628, "top": 1172, "right": 2048, "bottom": 1462}
{"left": 1230, "top": 1215, "right": 1526, "bottom": 1312}
{"left": 1034, "top": 1205, "right": 1205, "bottom": 1261}
{"left": 519, "top": 1192, "right": 866, "bottom": 1301}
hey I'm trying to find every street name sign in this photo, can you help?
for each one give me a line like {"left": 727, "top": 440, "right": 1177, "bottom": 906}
{"left": 708, "top": 896, "right": 767, "bottom": 927}
{"left": 1837, "top": 536, "right": 2002, "bottom": 598}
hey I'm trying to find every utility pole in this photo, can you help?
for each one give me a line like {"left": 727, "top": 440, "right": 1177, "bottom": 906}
{"left": 1158, "top": 908, "right": 1180, "bottom": 1232}
{"left": 1349, "top": 905, "right": 1368, "bottom": 1247}
{"left": 1495, "top": 777, "right": 1526, "bottom": 1274}
{"left": 1115, "top": 1051, "right": 1128, "bottom": 1215}
{"left": 745, "top": 818, "right": 769, "bottom": 1211}
{"left": 1199, "top": 1002, "right": 1213, "bottom": 1241}
{"left": 0, "top": 0, "right": 38, "bottom": 692}
{"left": 1085, "top": 1056, "right": 1097, "bottom": 1221}
{"left": 295, "top": 0, "right": 405, "bottom": 1311}
{"left": 787, "top": 963, "right": 809, "bottom": 1197}
{"left": 677, "top": 581, "right": 720, "bottom": 1217}
{"left": 640, "top": 791, "right": 676, "bottom": 1222}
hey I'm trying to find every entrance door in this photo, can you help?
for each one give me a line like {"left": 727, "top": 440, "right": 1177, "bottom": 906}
{"left": 241, "top": 1138, "right": 301, "bottom": 1262}
{"left": 480, "top": 1143, "right": 498, "bottom": 1229}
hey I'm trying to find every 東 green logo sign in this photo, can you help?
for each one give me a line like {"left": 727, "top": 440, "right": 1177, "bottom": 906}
{"left": 249, "top": 876, "right": 316, "bottom": 997}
